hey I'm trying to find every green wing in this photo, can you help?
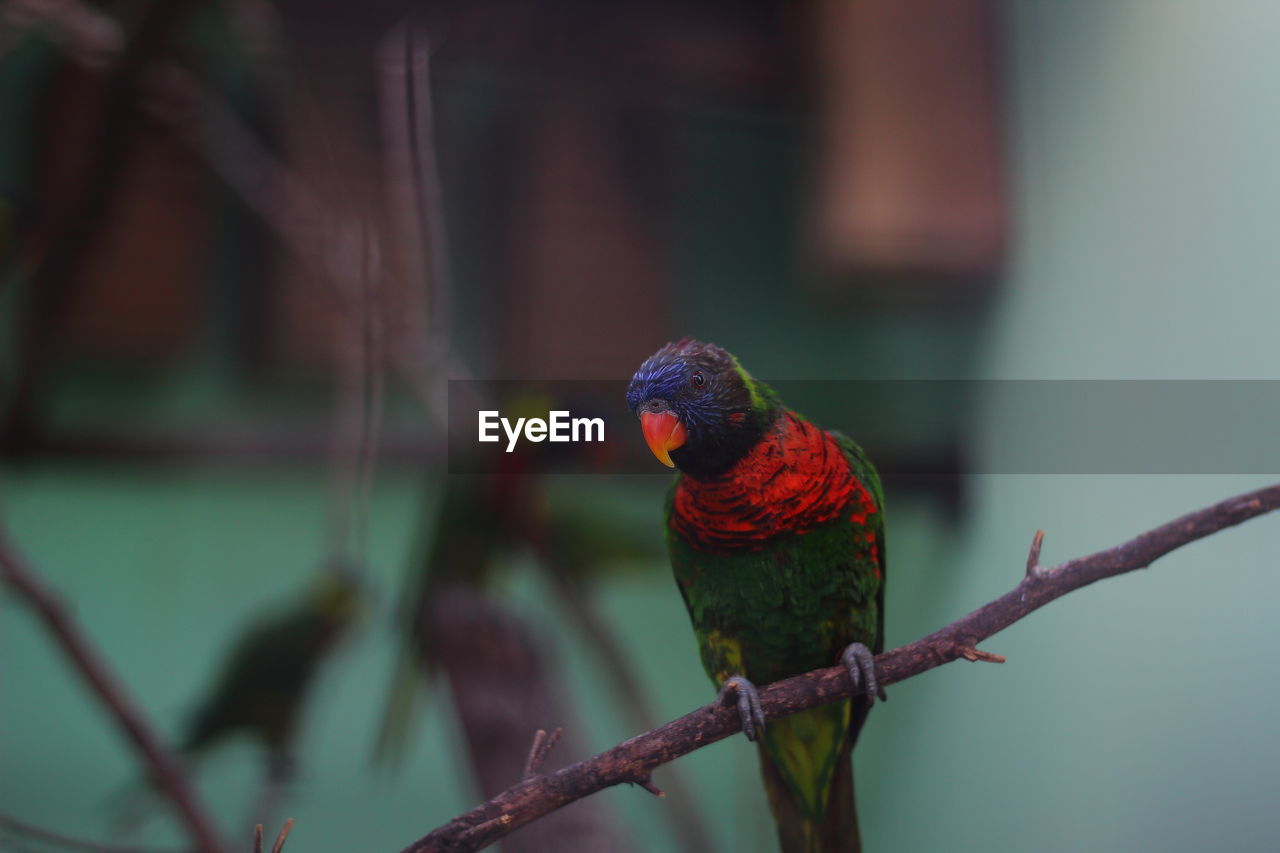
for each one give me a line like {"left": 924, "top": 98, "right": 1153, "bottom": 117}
{"left": 830, "top": 430, "right": 886, "bottom": 655}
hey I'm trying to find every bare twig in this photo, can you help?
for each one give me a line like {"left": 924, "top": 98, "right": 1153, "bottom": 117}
{"left": 376, "top": 22, "right": 453, "bottom": 425}
{"left": 522, "top": 728, "right": 563, "bottom": 780}
{"left": 1025, "top": 528, "right": 1045, "bottom": 577}
{"left": 253, "top": 825, "right": 263, "bottom": 853}
{"left": 395, "top": 23, "right": 453, "bottom": 351}
{"left": 633, "top": 776, "right": 665, "bottom": 799}
{"left": 372, "top": 19, "right": 492, "bottom": 443}
{"left": 958, "top": 647, "right": 1006, "bottom": 664}
{"left": 269, "top": 819, "right": 294, "bottom": 853}
{"left": 399, "top": 482, "right": 1280, "bottom": 853}
{"left": 0, "top": 532, "right": 225, "bottom": 853}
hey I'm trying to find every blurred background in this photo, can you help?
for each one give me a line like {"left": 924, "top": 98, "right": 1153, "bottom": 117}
{"left": 3, "top": 0, "right": 1280, "bottom": 851}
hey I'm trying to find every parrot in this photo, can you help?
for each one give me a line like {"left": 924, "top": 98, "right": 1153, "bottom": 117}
{"left": 110, "top": 566, "right": 364, "bottom": 834}
{"left": 179, "top": 565, "right": 365, "bottom": 781}
{"left": 626, "top": 339, "right": 886, "bottom": 853}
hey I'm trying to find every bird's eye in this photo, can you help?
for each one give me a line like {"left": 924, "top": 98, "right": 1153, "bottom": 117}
{"left": 691, "top": 371, "right": 706, "bottom": 388}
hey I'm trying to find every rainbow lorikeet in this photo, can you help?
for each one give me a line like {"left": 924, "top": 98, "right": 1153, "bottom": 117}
{"left": 627, "top": 340, "right": 886, "bottom": 853}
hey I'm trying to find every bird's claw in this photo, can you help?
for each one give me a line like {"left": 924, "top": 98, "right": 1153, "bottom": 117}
{"left": 841, "top": 643, "right": 886, "bottom": 703}
{"left": 718, "top": 675, "right": 766, "bottom": 741}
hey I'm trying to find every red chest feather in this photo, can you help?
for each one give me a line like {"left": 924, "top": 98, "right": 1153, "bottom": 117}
{"left": 670, "top": 412, "right": 874, "bottom": 553}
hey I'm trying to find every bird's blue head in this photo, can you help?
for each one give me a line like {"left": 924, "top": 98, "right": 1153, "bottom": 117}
{"left": 626, "top": 339, "right": 777, "bottom": 478}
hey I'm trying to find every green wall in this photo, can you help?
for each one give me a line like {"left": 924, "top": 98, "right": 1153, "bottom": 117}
{"left": 5, "top": 2, "right": 1280, "bottom": 851}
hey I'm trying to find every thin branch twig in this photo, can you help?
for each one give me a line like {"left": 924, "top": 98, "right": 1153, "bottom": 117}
{"left": 522, "top": 728, "right": 562, "bottom": 780}
{"left": 269, "top": 819, "right": 294, "bottom": 853}
{"left": 0, "top": 532, "right": 225, "bottom": 853}
{"left": 399, "top": 482, "right": 1280, "bottom": 853}
{"left": 958, "top": 646, "right": 1006, "bottom": 663}
{"left": 1025, "top": 528, "right": 1045, "bottom": 576}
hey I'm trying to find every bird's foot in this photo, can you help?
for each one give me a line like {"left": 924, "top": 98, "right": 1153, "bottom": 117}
{"left": 717, "top": 675, "right": 766, "bottom": 741}
{"left": 841, "top": 643, "right": 886, "bottom": 703}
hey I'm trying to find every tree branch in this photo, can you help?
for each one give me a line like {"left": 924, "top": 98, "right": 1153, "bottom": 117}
{"left": 0, "top": 530, "right": 226, "bottom": 853}
{"left": 400, "top": 482, "right": 1280, "bottom": 852}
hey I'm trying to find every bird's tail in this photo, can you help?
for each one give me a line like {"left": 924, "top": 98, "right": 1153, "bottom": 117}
{"left": 758, "top": 699, "right": 863, "bottom": 853}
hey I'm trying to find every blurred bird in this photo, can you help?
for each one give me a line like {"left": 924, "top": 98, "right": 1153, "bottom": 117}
{"left": 628, "top": 340, "right": 886, "bottom": 853}
{"left": 373, "top": 419, "right": 664, "bottom": 768}
{"left": 180, "top": 565, "right": 366, "bottom": 781}
{"left": 109, "top": 565, "right": 365, "bottom": 837}
{"left": 373, "top": 387, "right": 714, "bottom": 849}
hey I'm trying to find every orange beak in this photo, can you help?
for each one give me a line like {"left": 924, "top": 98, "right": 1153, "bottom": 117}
{"left": 640, "top": 411, "right": 687, "bottom": 468}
